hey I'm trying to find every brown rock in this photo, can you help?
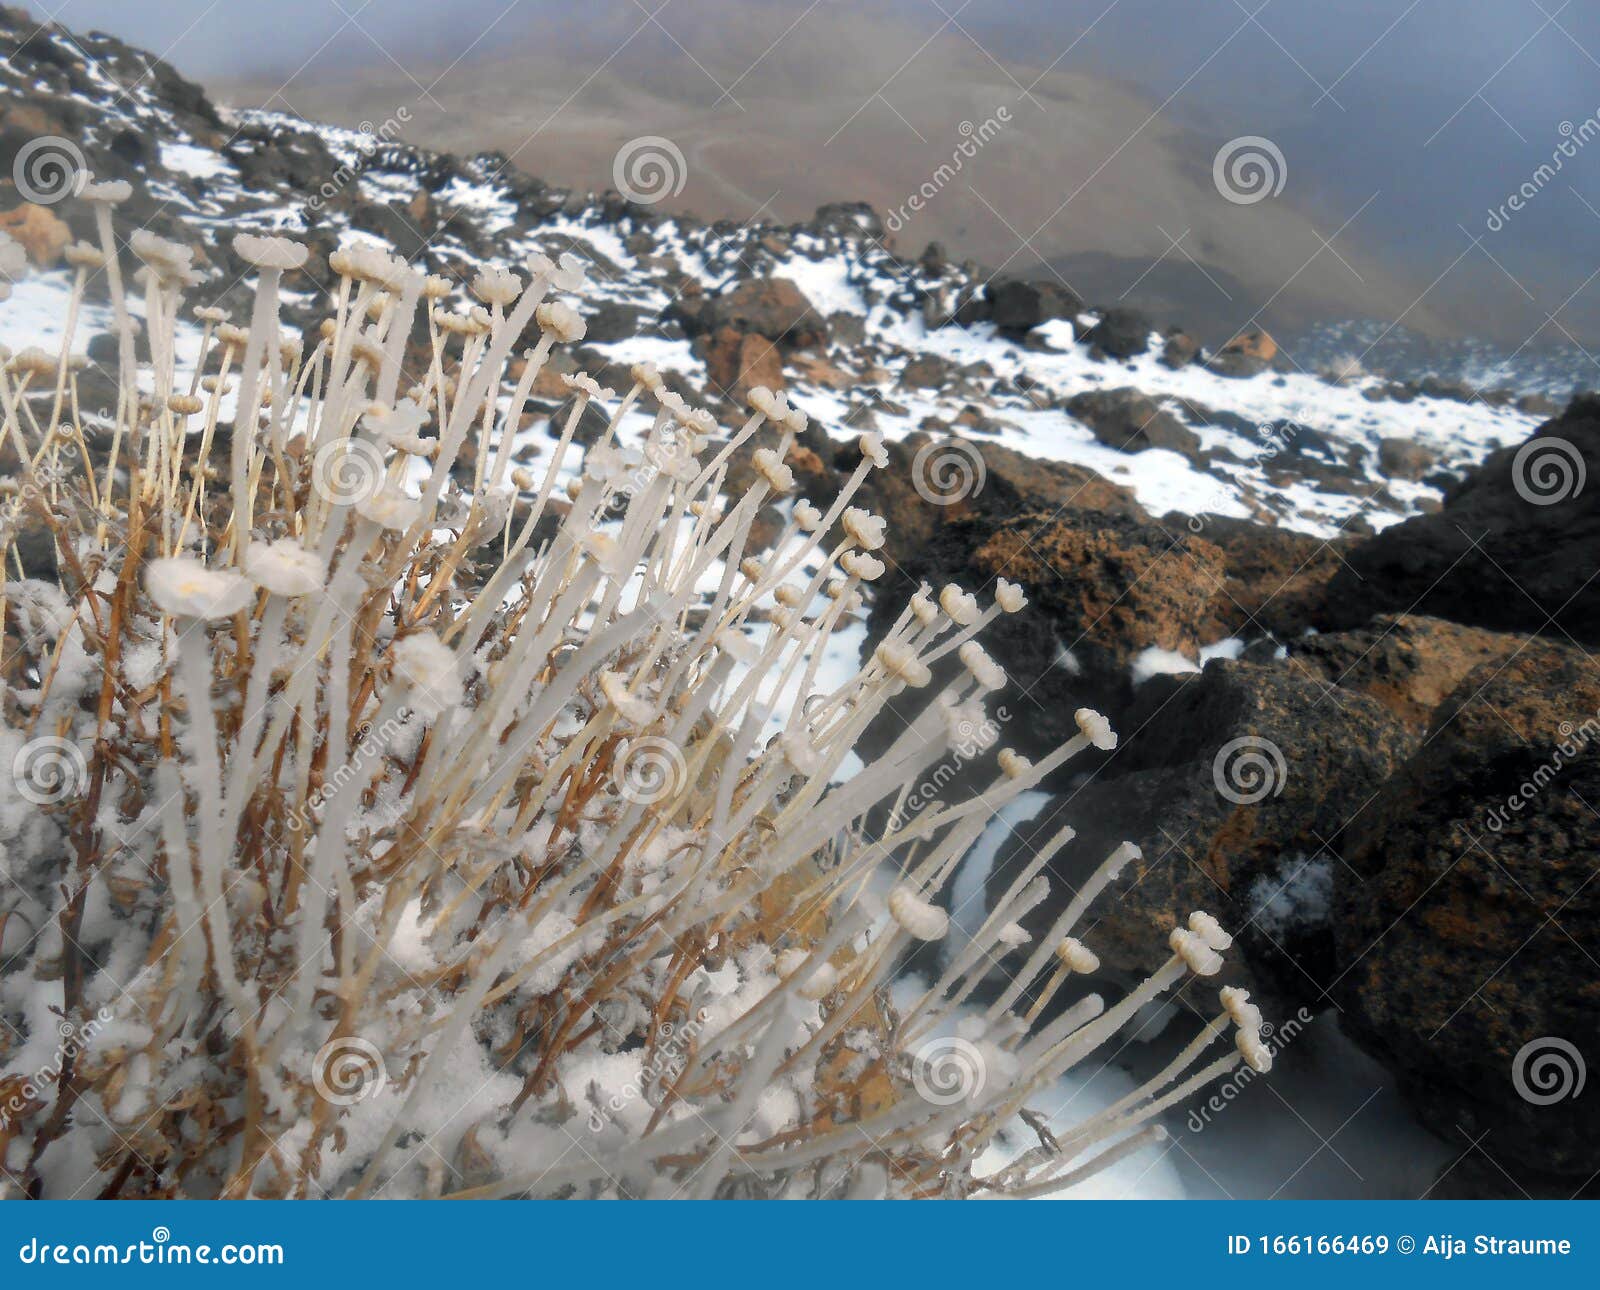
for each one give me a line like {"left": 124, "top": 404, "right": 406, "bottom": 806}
{"left": 788, "top": 352, "right": 855, "bottom": 391}
{"left": 973, "top": 510, "right": 1224, "bottom": 681}
{"left": 703, "top": 327, "right": 784, "bottom": 404}
{"left": 1285, "top": 615, "right": 1525, "bottom": 731}
{"left": 1187, "top": 515, "right": 1349, "bottom": 640}
{"left": 1220, "top": 328, "right": 1278, "bottom": 363}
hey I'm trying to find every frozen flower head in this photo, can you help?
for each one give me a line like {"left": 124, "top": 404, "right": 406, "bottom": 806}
{"left": 783, "top": 406, "right": 808, "bottom": 435}
{"left": 858, "top": 433, "right": 888, "bottom": 469}
{"left": 747, "top": 386, "right": 788, "bottom": 420}
{"left": 422, "top": 274, "right": 453, "bottom": 300}
{"left": 793, "top": 500, "right": 822, "bottom": 532}
{"left": 131, "top": 230, "right": 195, "bottom": 279}
{"left": 244, "top": 539, "right": 326, "bottom": 597}
{"left": 389, "top": 633, "right": 462, "bottom": 721}
{"left": 1073, "top": 707, "right": 1117, "bottom": 751}
{"left": 995, "top": 578, "right": 1027, "bottom": 613}
{"left": 630, "top": 361, "right": 664, "bottom": 393}
{"left": 839, "top": 550, "right": 884, "bottom": 582}
{"left": 561, "top": 372, "right": 612, "bottom": 402}
{"left": 939, "top": 584, "right": 979, "bottom": 627}
{"left": 234, "top": 233, "right": 308, "bottom": 272}
{"left": 1188, "top": 911, "right": 1233, "bottom": 952}
{"left": 1169, "top": 926, "right": 1224, "bottom": 977}
{"left": 874, "top": 640, "right": 931, "bottom": 687}
{"left": 599, "top": 670, "right": 656, "bottom": 728}
{"left": 64, "top": 240, "right": 106, "bottom": 270}
{"left": 356, "top": 484, "right": 422, "bottom": 531}
{"left": 472, "top": 265, "right": 522, "bottom": 307}
{"left": 998, "top": 748, "right": 1032, "bottom": 779}
{"left": 752, "top": 447, "right": 794, "bottom": 493}
{"left": 525, "top": 251, "right": 555, "bottom": 278}
{"left": 80, "top": 177, "right": 131, "bottom": 204}
{"left": 535, "top": 301, "right": 585, "bottom": 343}
{"left": 146, "top": 556, "right": 253, "bottom": 621}
{"left": 997, "top": 922, "right": 1031, "bottom": 949}
{"left": 363, "top": 400, "right": 430, "bottom": 445}
{"left": 840, "top": 507, "right": 886, "bottom": 551}
{"left": 888, "top": 886, "right": 948, "bottom": 940}
{"left": 1055, "top": 938, "right": 1100, "bottom": 974}
{"left": 553, "top": 252, "right": 587, "bottom": 292}
{"left": 674, "top": 406, "right": 717, "bottom": 442}
{"left": 958, "top": 641, "right": 1005, "bottom": 691}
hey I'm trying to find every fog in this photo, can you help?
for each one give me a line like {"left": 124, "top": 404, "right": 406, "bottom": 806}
{"left": 35, "top": 0, "right": 1600, "bottom": 355}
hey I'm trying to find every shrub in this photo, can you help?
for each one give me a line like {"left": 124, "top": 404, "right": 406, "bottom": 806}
{"left": 0, "top": 189, "right": 1268, "bottom": 1199}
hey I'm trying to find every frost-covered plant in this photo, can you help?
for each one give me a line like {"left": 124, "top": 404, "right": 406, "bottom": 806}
{"left": 0, "top": 192, "right": 1269, "bottom": 1199}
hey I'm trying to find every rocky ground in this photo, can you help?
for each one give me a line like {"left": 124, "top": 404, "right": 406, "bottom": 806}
{"left": 1, "top": 5, "right": 1595, "bottom": 1198}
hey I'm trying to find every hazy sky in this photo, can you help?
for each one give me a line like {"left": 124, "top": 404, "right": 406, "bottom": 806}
{"left": 37, "top": 0, "right": 1600, "bottom": 345}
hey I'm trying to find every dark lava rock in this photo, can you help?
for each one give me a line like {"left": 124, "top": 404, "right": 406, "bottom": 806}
{"left": 1161, "top": 330, "right": 1202, "bottom": 370}
{"left": 1334, "top": 638, "right": 1600, "bottom": 1179}
{"left": 984, "top": 277, "right": 1081, "bottom": 336}
{"left": 1184, "top": 514, "right": 1348, "bottom": 641}
{"left": 1325, "top": 396, "right": 1600, "bottom": 644}
{"left": 1067, "top": 387, "right": 1202, "bottom": 460}
{"left": 669, "top": 277, "right": 828, "bottom": 350}
{"left": 1084, "top": 307, "right": 1153, "bottom": 359}
{"left": 986, "top": 656, "right": 1412, "bottom": 1011}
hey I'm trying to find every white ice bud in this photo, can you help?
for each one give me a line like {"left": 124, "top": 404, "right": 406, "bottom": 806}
{"left": 390, "top": 633, "right": 462, "bottom": 720}
{"left": 939, "top": 584, "right": 979, "bottom": 626}
{"left": 840, "top": 551, "right": 884, "bottom": 581}
{"left": 1074, "top": 708, "right": 1117, "bottom": 750}
{"left": 1055, "top": 938, "right": 1100, "bottom": 974}
{"left": 752, "top": 447, "right": 794, "bottom": 493}
{"left": 472, "top": 265, "right": 522, "bottom": 306}
{"left": 535, "top": 301, "right": 586, "bottom": 343}
{"left": 957, "top": 641, "right": 1005, "bottom": 691}
{"left": 996, "top": 922, "right": 1031, "bottom": 949}
{"left": 793, "top": 500, "right": 822, "bottom": 531}
{"left": 1188, "top": 911, "right": 1233, "bottom": 952}
{"left": 234, "top": 233, "right": 308, "bottom": 271}
{"left": 858, "top": 433, "right": 888, "bottom": 468}
{"left": 888, "top": 886, "right": 949, "bottom": 940}
{"left": 145, "top": 557, "right": 253, "bottom": 620}
{"left": 244, "top": 539, "right": 326, "bottom": 597}
{"left": 997, "top": 749, "right": 1032, "bottom": 780}
{"left": 874, "top": 640, "right": 931, "bottom": 687}
{"left": 1169, "top": 928, "right": 1224, "bottom": 977}
{"left": 995, "top": 577, "right": 1027, "bottom": 613}
{"left": 840, "top": 506, "right": 886, "bottom": 551}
